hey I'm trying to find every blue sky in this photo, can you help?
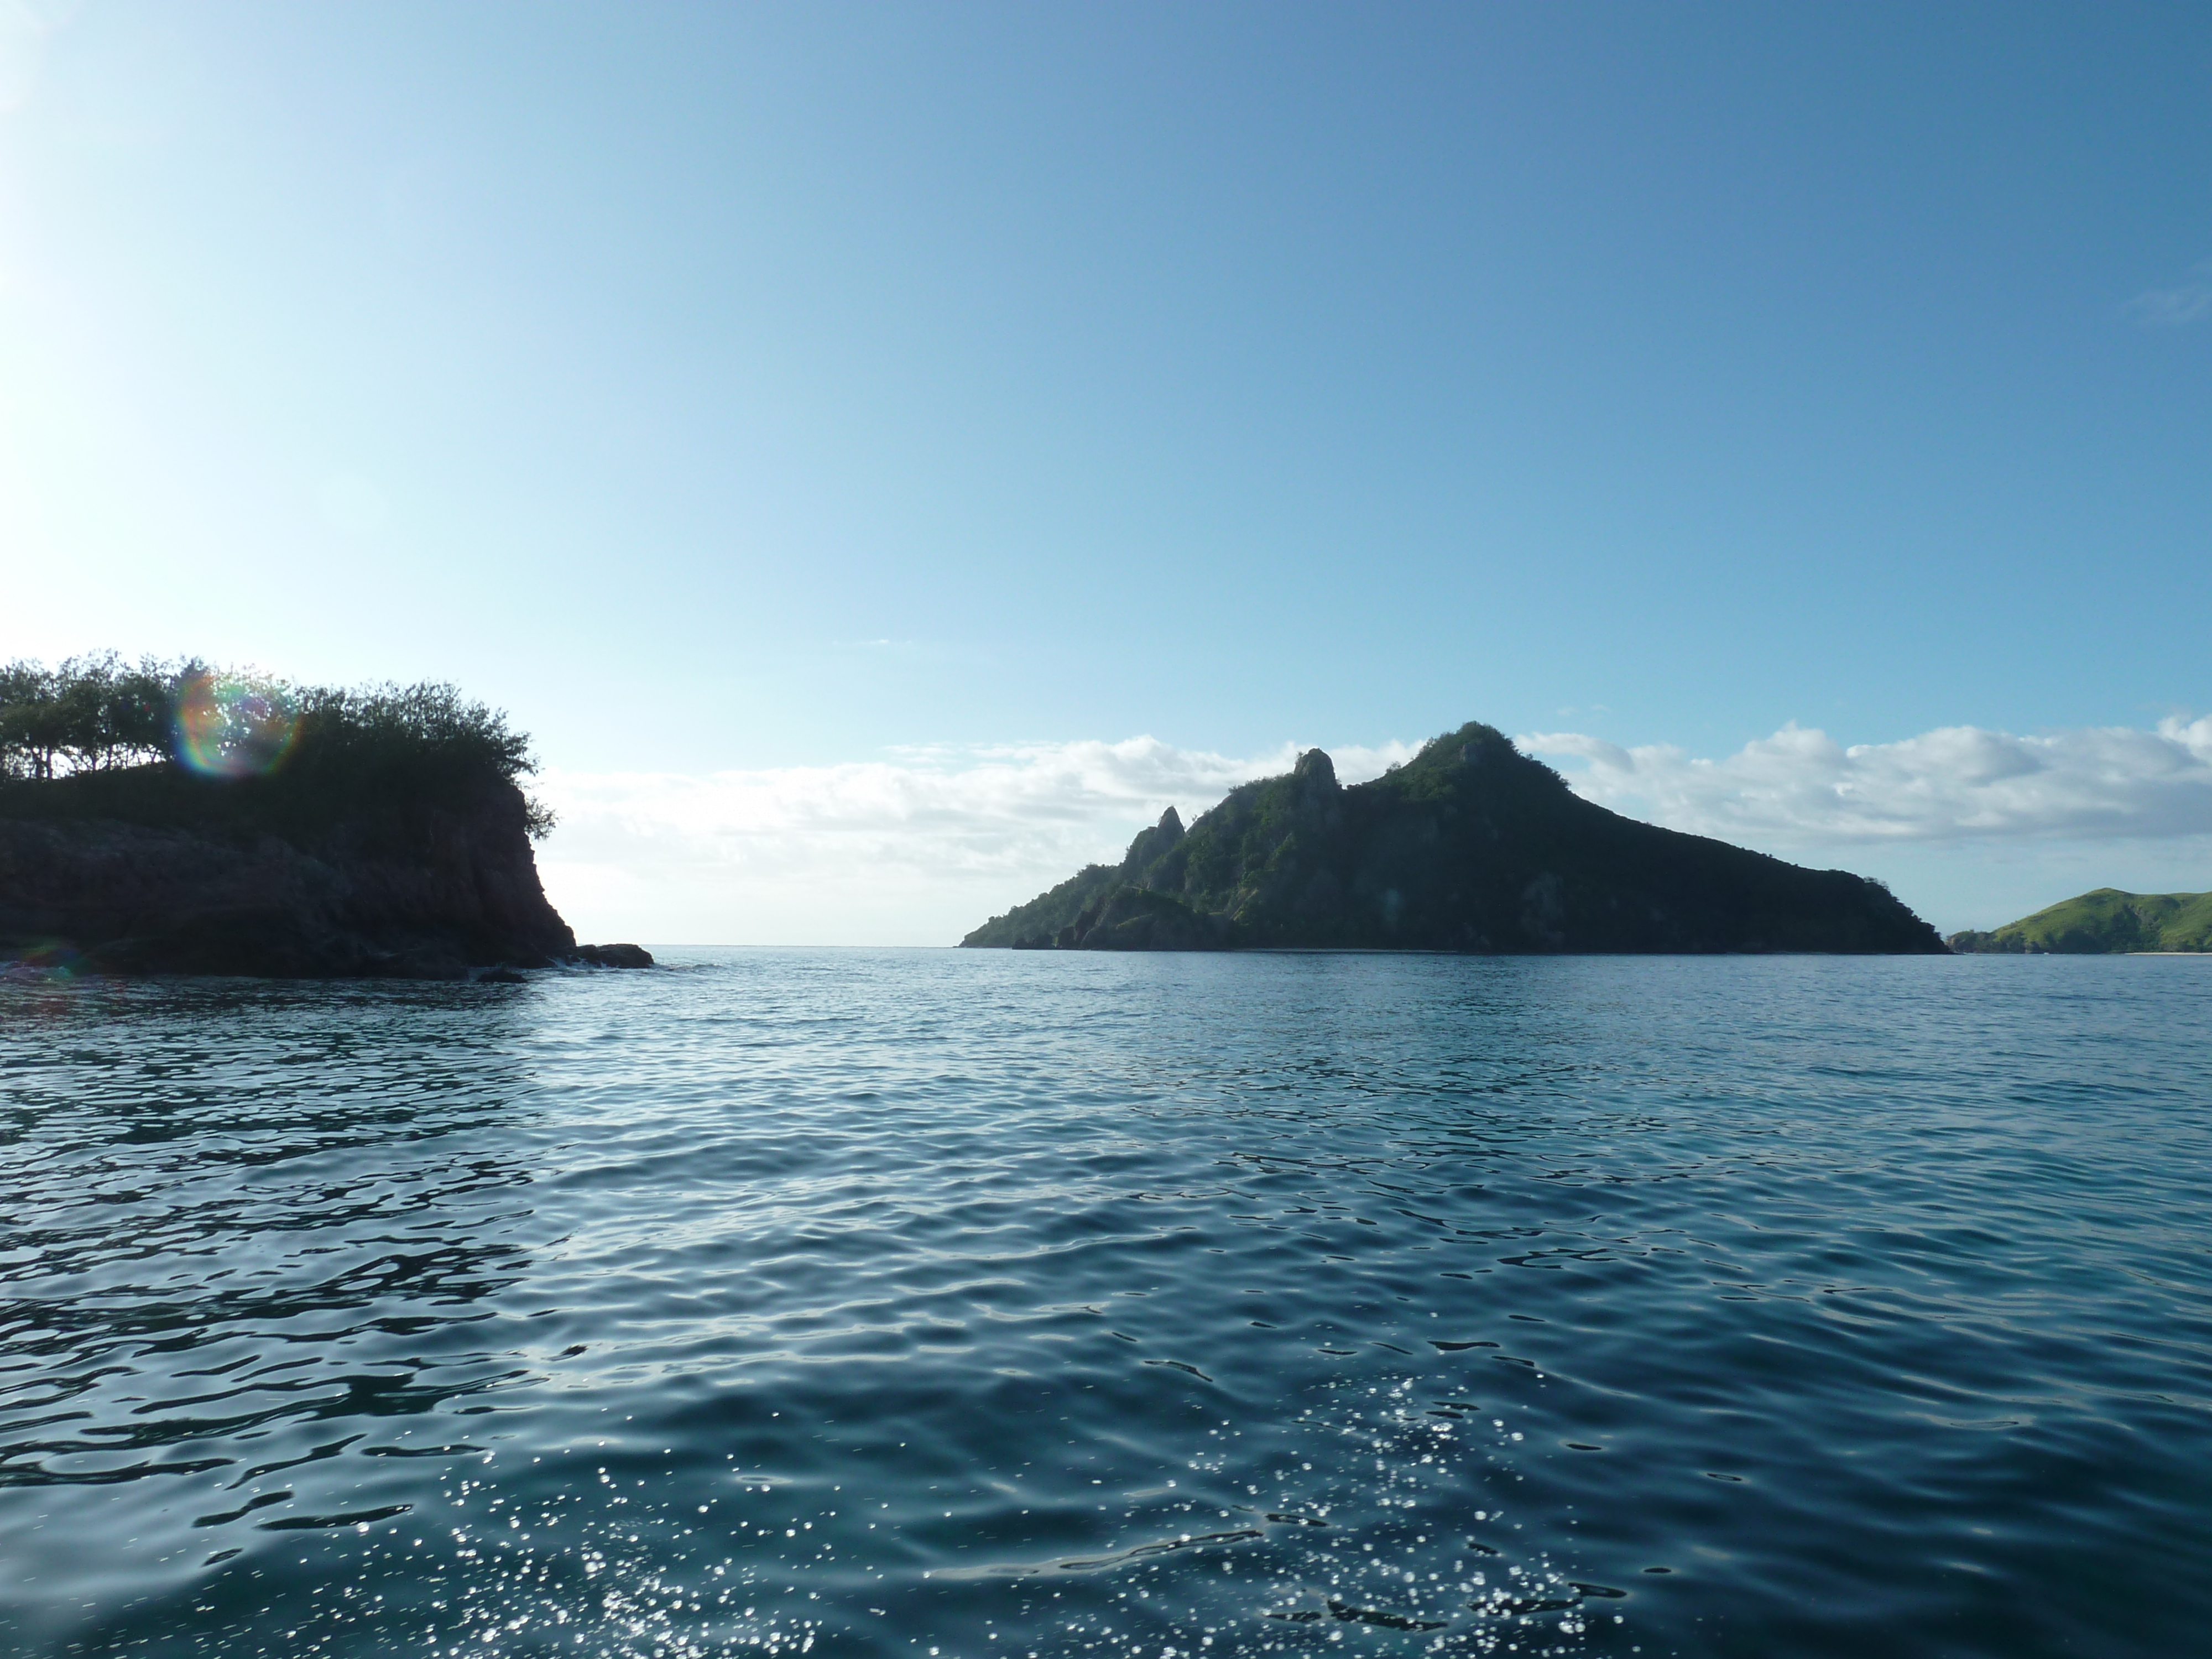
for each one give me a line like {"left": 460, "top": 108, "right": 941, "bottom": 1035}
{"left": 4, "top": 2, "right": 2210, "bottom": 940}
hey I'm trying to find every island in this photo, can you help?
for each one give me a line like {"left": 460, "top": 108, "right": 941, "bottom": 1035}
{"left": 1947, "top": 889, "right": 2212, "bottom": 954}
{"left": 1, "top": 654, "right": 649, "bottom": 979}
{"left": 963, "top": 721, "right": 1947, "bottom": 954}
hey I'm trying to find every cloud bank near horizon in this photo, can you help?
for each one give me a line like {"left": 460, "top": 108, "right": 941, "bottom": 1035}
{"left": 1521, "top": 716, "right": 2212, "bottom": 845}
{"left": 535, "top": 718, "right": 2212, "bottom": 945}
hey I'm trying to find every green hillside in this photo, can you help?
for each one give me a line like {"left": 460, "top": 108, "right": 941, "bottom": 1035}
{"left": 964, "top": 721, "right": 1945, "bottom": 954}
{"left": 1948, "top": 889, "right": 2212, "bottom": 954}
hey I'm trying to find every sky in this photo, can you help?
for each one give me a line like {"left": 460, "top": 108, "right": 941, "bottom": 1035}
{"left": 3, "top": 1, "right": 2210, "bottom": 942}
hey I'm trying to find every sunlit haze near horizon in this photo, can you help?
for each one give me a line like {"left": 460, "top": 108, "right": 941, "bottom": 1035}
{"left": 4, "top": 2, "right": 2209, "bottom": 941}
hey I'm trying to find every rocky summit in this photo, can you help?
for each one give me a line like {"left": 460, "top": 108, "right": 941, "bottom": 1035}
{"left": 963, "top": 721, "right": 1945, "bottom": 954}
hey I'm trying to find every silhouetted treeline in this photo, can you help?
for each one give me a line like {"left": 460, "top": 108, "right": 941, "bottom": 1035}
{"left": 0, "top": 654, "right": 552, "bottom": 838}
{"left": 0, "top": 654, "right": 175, "bottom": 779}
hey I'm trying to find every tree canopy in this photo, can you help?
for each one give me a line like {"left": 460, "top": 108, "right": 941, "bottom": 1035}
{"left": 0, "top": 655, "right": 553, "bottom": 838}
{"left": 0, "top": 654, "right": 174, "bottom": 779}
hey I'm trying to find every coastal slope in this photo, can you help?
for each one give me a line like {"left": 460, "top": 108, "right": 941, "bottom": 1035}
{"left": 1948, "top": 889, "right": 2212, "bottom": 954}
{"left": 963, "top": 722, "right": 1945, "bottom": 954}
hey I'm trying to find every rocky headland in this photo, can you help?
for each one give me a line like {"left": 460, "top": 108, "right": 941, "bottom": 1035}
{"left": 0, "top": 782, "right": 624, "bottom": 978}
{"left": 964, "top": 721, "right": 1947, "bottom": 955}
{"left": 0, "top": 662, "right": 647, "bottom": 979}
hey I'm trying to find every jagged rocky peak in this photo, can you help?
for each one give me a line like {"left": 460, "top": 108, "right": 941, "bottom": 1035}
{"left": 1292, "top": 748, "right": 1338, "bottom": 791}
{"left": 1120, "top": 804, "right": 1185, "bottom": 872}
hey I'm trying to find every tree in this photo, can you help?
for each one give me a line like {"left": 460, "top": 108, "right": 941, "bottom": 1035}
{"left": 1, "top": 654, "right": 179, "bottom": 776}
{"left": 0, "top": 659, "right": 64, "bottom": 780}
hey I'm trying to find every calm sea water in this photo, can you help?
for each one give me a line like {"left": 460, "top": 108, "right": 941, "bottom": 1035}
{"left": 2, "top": 951, "right": 2207, "bottom": 1659}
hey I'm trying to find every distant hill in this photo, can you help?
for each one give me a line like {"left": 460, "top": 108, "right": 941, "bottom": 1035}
{"left": 963, "top": 721, "right": 1945, "bottom": 954}
{"left": 1947, "top": 889, "right": 2212, "bottom": 954}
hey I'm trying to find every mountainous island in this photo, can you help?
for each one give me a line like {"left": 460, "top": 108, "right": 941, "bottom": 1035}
{"left": 963, "top": 721, "right": 1946, "bottom": 954}
{"left": 1, "top": 654, "right": 647, "bottom": 979}
{"left": 1948, "top": 889, "right": 2212, "bottom": 954}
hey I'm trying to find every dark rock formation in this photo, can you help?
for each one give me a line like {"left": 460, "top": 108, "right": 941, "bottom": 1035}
{"left": 0, "top": 773, "right": 648, "bottom": 979}
{"left": 964, "top": 722, "right": 1947, "bottom": 955}
{"left": 572, "top": 942, "right": 655, "bottom": 968}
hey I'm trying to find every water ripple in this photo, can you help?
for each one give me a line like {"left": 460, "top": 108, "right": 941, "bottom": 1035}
{"left": 1, "top": 952, "right": 2208, "bottom": 1657}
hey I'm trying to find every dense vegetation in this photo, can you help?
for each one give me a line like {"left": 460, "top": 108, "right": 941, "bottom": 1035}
{"left": 965, "top": 721, "right": 1945, "bottom": 954}
{"left": 1948, "top": 889, "right": 2212, "bottom": 954}
{"left": 0, "top": 654, "right": 175, "bottom": 779}
{"left": 0, "top": 653, "right": 552, "bottom": 842}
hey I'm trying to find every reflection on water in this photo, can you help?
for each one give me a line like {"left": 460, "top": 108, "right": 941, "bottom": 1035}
{"left": 2, "top": 952, "right": 2208, "bottom": 1658}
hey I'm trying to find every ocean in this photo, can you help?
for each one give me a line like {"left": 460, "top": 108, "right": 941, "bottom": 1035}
{"left": 2, "top": 951, "right": 2205, "bottom": 1658}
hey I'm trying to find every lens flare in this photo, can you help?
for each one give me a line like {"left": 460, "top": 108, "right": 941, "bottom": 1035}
{"left": 174, "top": 672, "right": 300, "bottom": 779}
{"left": 1, "top": 939, "right": 87, "bottom": 979}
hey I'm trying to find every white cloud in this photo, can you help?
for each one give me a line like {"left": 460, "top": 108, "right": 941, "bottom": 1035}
{"left": 535, "top": 734, "right": 1416, "bottom": 947}
{"left": 1521, "top": 717, "right": 2212, "bottom": 844}
{"left": 2124, "top": 259, "right": 2212, "bottom": 325}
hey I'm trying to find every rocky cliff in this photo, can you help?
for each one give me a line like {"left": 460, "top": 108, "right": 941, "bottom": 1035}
{"left": 1, "top": 771, "right": 638, "bottom": 979}
{"left": 963, "top": 721, "right": 1947, "bottom": 955}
